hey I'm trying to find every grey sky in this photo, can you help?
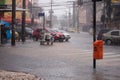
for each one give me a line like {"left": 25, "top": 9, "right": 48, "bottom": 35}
{"left": 38, "top": 0, "right": 76, "bottom": 17}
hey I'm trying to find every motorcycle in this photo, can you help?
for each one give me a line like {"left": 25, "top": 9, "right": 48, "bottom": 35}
{"left": 40, "top": 30, "right": 54, "bottom": 45}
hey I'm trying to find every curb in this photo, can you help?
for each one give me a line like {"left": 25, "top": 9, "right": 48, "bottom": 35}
{"left": 0, "top": 70, "right": 42, "bottom": 80}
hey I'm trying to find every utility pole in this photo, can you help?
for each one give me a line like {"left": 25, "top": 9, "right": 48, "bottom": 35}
{"left": 31, "top": 0, "right": 34, "bottom": 26}
{"left": 106, "top": 0, "right": 112, "bottom": 28}
{"left": 66, "top": 11, "right": 69, "bottom": 28}
{"left": 77, "top": 5, "right": 80, "bottom": 33}
{"left": 50, "top": 0, "right": 53, "bottom": 28}
{"left": 102, "top": 0, "right": 106, "bottom": 29}
{"left": 92, "top": 0, "right": 102, "bottom": 69}
{"left": 93, "top": 0, "right": 96, "bottom": 69}
{"left": 11, "top": 0, "right": 16, "bottom": 46}
{"left": 38, "top": 13, "right": 45, "bottom": 45}
{"left": 22, "top": 0, "right": 26, "bottom": 42}
{"left": 73, "top": 1, "right": 76, "bottom": 28}
{"left": 77, "top": 0, "right": 83, "bottom": 33}
{"left": 68, "top": 7, "right": 71, "bottom": 28}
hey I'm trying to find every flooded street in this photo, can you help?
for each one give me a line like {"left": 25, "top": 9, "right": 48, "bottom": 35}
{"left": 0, "top": 32, "right": 120, "bottom": 80}
{"left": 0, "top": 0, "right": 120, "bottom": 80}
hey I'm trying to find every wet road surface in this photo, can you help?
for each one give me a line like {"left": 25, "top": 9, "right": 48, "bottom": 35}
{"left": 0, "top": 32, "right": 120, "bottom": 80}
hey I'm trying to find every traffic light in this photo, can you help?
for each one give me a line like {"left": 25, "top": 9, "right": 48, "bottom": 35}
{"left": 92, "top": 0, "right": 102, "bottom": 2}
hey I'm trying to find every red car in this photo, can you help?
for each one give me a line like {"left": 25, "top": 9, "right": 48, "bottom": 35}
{"left": 32, "top": 28, "right": 65, "bottom": 42}
{"left": 32, "top": 27, "right": 50, "bottom": 41}
{"left": 49, "top": 29, "right": 65, "bottom": 42}
{"left": 32, "top": 28, "right": 41, "bottom": 41}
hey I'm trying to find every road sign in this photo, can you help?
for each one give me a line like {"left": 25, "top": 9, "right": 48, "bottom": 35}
{"left": 38, "top": 13, "right": 45, "bottom": 17}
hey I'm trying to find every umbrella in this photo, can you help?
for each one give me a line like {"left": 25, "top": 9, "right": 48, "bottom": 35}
{"left": 0, "top": 20, "right": 11, "bottom": 39}
{"left": 0, "top": 20, "right": 10, "bottom": 27}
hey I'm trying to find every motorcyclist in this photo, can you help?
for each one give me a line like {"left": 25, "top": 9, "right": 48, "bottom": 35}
{"left": 40, "top": 28, "right": 54, "bottom": 45}
{"left": 44, "top": 30, "right": 52, "bottom": 42}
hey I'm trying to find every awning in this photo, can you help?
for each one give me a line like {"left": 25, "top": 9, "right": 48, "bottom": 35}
{"left": 1, "top": 18, "right": 12, "bottom": 23}
{"left": 0, "top": 20, "right": 10, "bottom": 27}
{"left": 0, "top": 7, "right": 27, "bottom": 12}
{"left": 1, "top": 18, "right": 39, "bottom": 24}
{"left": 24, "top": 19, "right": 39, "bottom": 24}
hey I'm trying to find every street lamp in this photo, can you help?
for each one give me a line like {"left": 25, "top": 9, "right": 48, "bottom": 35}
{"left": 65, "top": 10, "right": 69, "bottom": 28}
{"left": 66, "top": 1, "right": 74, "bottom": 29}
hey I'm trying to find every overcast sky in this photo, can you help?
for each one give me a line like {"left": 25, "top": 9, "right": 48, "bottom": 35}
{"left": 38, "top": 0, "right": 76, "bottom": 17}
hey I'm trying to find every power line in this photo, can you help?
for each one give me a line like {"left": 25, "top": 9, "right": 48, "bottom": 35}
{"left": 37, "top": 1, "right": 75, "bottom": 5}
{"left": 44, "top": 8, "right": 72, "bottom": 11}
{"left": 36, "top": 4, "right": 73, "bottom": 7}
{"left": 34, "top": 2, "right": 74, "bottom": 7}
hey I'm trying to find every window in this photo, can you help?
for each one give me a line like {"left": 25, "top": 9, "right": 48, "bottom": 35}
{"left": 111, "top": 31, "right": 119, "bottom": 36}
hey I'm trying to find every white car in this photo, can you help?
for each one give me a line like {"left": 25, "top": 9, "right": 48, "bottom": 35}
{"left": 56, "top": 30, "right": 71, "bottom": 41}
{"left": 102, "top": 30, "right": 120, "bottom": 45}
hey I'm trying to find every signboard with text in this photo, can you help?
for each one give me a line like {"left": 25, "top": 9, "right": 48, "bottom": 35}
{"left": 38, "top": 13, "right": 45, "bottom": 17}
{"left": 0, "top": 0, "right": 5, "bottom": 5}
{"left": 0, "top": 0, "right": 5, "bottom": 18}
{"left": 3, "top": 0, "right": 30, "bottom": 20}
{"left": 112, "top": 0, "right": 120, "bottom": 3}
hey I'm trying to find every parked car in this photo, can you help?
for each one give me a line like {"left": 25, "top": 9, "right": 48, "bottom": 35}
{"left": 25, "top": 27, "right": 33, "bottom": 38}
{"left": 67, "top": 28, "right": 76, "bottom": 33}
{"left": 102, "top": 30, "right": 120, "bottom": 45}
{"left": 32, "top": 28, "right": 44, "bottom": 41}
{"left": 16, "top": 27, "right": 33, "bottom": 38}
{"left": 49, "top": 29, "right": 65, "bottom": 42}
{"left": 55, "top": 30, "right": 71, "bottom": 41}
{"left": 32, "top": 28, "right": 55, "bottom": 42}
{"left": 97, "top": 29, "right": 111, "bottom": 40}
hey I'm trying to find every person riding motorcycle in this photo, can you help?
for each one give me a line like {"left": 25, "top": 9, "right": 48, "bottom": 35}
{"left": 40, "top": 29, "right": 54, "bottom": 45}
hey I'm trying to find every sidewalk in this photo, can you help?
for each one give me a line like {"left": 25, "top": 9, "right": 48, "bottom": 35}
{"left": 0, "top": 70, "right": 41, "bottom": 80}
{"left": 0, "top": 39, "right": 120, "bottom": 80}
{"left": 0, "top": 40, "right": 41, "bottom": 80}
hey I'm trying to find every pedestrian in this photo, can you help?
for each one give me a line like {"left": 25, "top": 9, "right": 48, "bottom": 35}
{"left": 16, "top": 27, "right": 22, "bottom": 42}
{"left": 1, "top": 25, "right": 9, "bottom": 44}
